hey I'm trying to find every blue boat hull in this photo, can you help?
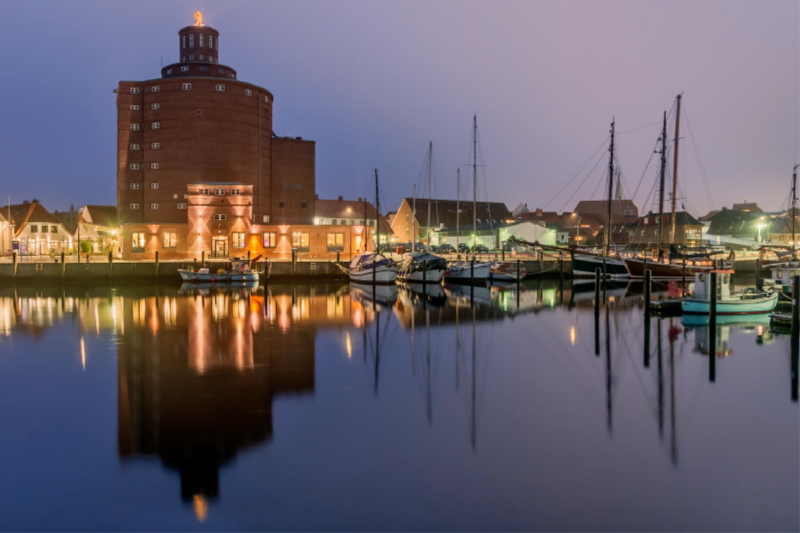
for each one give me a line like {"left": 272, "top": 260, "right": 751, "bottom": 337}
{"left": 681, "top": 294, "right": 778, "bottom": 315}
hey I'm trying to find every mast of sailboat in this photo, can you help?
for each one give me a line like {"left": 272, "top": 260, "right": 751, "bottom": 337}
{"left": 375, "top": 169, "right": 380, "bottom": 252}
{"left": 427, "top": 141, "right": 432, "bottom": 246}
{"left": 473, "top": 115, "right": 478, "bottom": 255}
{"left": 412, "top": 184, "right": 416, "bottom": 250}
{"left": 456, "top": 169, "right": 460, "bottom": 252}
{"left": 657, "top": 111, "right": 668, "bottom": 253}
{"left": 792, "top": 164, "right": 798, "bottom": 254}
{"left": 670, "top": 94, "right": 682, "bottom": 244}
{"left": 363, "top": 196, "right": 367, "bottom": 252}
{"left": 605, "top": 120, "right": 615, "bottom": 257}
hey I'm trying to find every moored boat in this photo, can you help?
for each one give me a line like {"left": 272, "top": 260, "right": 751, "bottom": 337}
{"left": 681, "top": 270, "right": 777, "bottom": 315}
{"left": 397, "top": 252, "right": 447, "bottom": 283}
{"left": 624, "top": 257, "right": 716, "bottom": 280}
{"left": 767, "top": 261, "right": 800, "bottom": 293}
{"left": 178, "top": 255, "right": 261, "bottom": 283}
{"left": 348, "top": 252, "right": 398, "bottom": 284}
{"left": 570, "top": 250, "right": 629, "bottom": 278}
{"left": 444, "top": 260, "right": 491, "bottom": 282}
{"left": 488, "top": 261, "right": 527, "bottom": 281}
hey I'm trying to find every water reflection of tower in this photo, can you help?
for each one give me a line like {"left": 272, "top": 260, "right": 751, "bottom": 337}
{"left": 117, "top": 289, "right": 315, "bottom": 510}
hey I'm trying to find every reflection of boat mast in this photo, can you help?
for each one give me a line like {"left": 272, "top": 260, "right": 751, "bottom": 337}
{"left": 455, "top": 298, "right": 460, "bottom": 391}
{"left": 426, "top": 308, "right": 432, "bottom": 422}
{"left": 471, "top": 305, "right": 477, "bottom": 450}
{"left": 374, "top": 304, "right": 380, "bottom": 395}
{"left": 657, "top": 319, "right": 664, "bottom": 439}
{"left": 605, "top": 302, "right": 612, "bottom": 434}
{"left": 669, "top": 317, "right": 678, "bottom": 465}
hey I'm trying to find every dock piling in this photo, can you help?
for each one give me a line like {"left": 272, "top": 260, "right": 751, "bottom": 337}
{"left": 594, "top": 267, "right": 601, "bottom": 314}
{"left": 13, "top": 252, "right": 17, "bottom": 277}
{"left": 792, "top": 275, "right": 800, "bottom": 338}
{"left": 709, "top": 271, "right": 717, "bottom": 382}
{"left": 644, "top": 269, "right": 651, "bottom": 367}
{"left": 423, "top": 259, "right": 427, "bottom": 286}
{"left": 201, "top": 251, "right": 205, "bottom": 268}
{"left": 155, "top": 251, "right": 159, "bottom": 277}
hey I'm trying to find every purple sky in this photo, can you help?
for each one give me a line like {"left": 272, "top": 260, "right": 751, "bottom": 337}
{"left": 0, "top": 0, "right": 797, "bottom": 216}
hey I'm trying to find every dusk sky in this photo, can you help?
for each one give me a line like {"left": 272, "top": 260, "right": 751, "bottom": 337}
{"left": 1, "top": 0, "right": 797, "bottom": 216}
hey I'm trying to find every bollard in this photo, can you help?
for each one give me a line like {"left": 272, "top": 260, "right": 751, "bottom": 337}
{"left": 201, "top": 251, "right": 206, "bottom": 268}
{"left": 709, "top": 271, "right": 717, "bottom": 382}
{"left": 756, "top": 258, "right": 761, "bottom": 289}
{"left": 155, "top": 250, "right": 159, "bottom": 276}
{"left": 793, "top": 275, "right": 800, "bottom": 338}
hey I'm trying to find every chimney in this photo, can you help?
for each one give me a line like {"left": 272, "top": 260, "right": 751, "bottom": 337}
{"left": 338, "top": 196, "right": 343, "bottom": 201}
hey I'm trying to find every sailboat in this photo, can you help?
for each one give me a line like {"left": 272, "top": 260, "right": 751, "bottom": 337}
{"left": 570, "top": 121, "right": 629, "bottom": 279}
{"left": 348, "top": 170, "right": 398, "bottom": 285}
{"left": 624, "top": 96, "right": 716, "bottom": 279}
{"left": 445, "top": 116, "right": 491, "bottom": 282}
{"left": 767, "top": 164, "right": 800, "bottom": 293}
{"left": 398, "top": 142, "right": 448, "bottom": 283}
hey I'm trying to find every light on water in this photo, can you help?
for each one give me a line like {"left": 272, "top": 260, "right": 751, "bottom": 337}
{"left": 0, "top": 281, "right": 796, "bottom": 531}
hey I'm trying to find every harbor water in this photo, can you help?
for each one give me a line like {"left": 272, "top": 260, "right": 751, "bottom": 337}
{"left": 0, "top": 280, "right": 796, "bottom": 531}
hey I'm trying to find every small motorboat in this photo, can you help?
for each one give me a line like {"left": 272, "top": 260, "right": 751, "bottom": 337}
{"left": 681, "top": 270, "right": 778, "bottom": 315}
{"left": 767, "top": 261, "right": 800, "bottom": 293}
{"left": 488, "top": 262, "right": 527, "bottom": 281}
{"left": 178, "top": 256, "right": 261, "bottom": 283}
{"left": 397, "top": 252, "right": 447, "bottom": 283}
{"left": 444, "top": 260, "right": 491, "bottom": 283}
{"left": 346, "top": 252, "right": 398, "bottom": 284}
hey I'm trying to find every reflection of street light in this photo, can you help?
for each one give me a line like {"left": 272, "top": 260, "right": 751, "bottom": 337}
{"left": 757, "top": 223, "right": 766, "bottom": 243}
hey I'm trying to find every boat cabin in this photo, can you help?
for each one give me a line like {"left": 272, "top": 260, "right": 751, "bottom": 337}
{"left": 694, "top": 269, "right": 733, "bottom": 300}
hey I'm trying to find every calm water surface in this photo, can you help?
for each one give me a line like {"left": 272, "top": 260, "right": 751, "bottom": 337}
{"left": 0, "top": 281, "right": 797, "bottom": 531}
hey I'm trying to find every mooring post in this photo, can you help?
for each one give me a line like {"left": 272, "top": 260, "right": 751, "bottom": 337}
{"left": 155, "top": 250, "right": 159, "bottom": 277}
{"left": 792, "top": 275, "right": 800, "bottom": 338}
{"left": 337, "top": 251, "right": 340, "bottom": 264}
{"left": 61, "top": 252, "right": 66, "bottom": 276}
{"left": 594, "top": 268, "right": 601, "bottom": 356}
{"left": 756, "top": 258, "right": 761, "bottom": 289}
{"left": 682, "top": 255, "right": 686, "bottom": 288}
{"left": 201, "top": 251, "right": 206, "bottom": 268}
{"left": 13, "top": 252, "right": 17, "bottom": 277}
{"left": 644, "top": 269, "right": 651, "bottom": 367}
{"left": 709, "top": 271, "right": 718, "bottom": 383}
{"left": 423, "top": 259, "right": 427, "bottom": 284}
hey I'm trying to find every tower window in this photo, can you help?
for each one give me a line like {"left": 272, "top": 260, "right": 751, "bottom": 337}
{"left": 215, "top": 37, "right": 219, "bottom": 50}
{"left": 182, "top": 35, "right": 185, "bottom": 49}
{"left": 151, "top": 103, "right": 160, "bottom": 110}
{"left": 130, "top": 183, "right": 139, "bottom": 190}
{"left": 181, "top": 65, "right": 189, "bottom": 72}
{"left": 150, "top": 183, "right": 159, "bottom": 189}
{"left": 209, "top": 35, "right": 213, "bottom": 49}
{"left": 177, "top": 203, "right": 187, "bottom": 210}
{"left": 189, "top": 55, "right": 194, "bottom": 61}
{"left": 150, "top": 163, "right": 159, "bottom": 170}
{"left": 151, "top": 122, "right": 160, "bottom": 129}
{"left": 151, "top": 142, "right": 160, "bottom": 149}
{"left": 215, "top": 84, "right": 225, "bottom": 92}
{"left": 130, "top": 104, "right": 139, "bottom": 110}
{"left": 219, "top": 68, "right": 226, "bottom": 74}
{"left": 199, "top": 34, "right": 204, "bottom": 48}
{"left": 130, "top": 163, "right": 140, "bottom": 170}
{"left": 199, "top": 55, "right": 204, "bottom": 61}
{"left": 189, "top": 34, "right": 194, "bottom": 47}
{"left": 182, "top": 83, "right": 192, "bottom": 91}
{"left": 209, "top": 56, "right": 214, "bottom": 63}
{"left": 200, "top": 66, "right": 209, "bottom": 72}
{"left": 166, "top": 68, "right": 172, "bottom": 74}
{"left": 182, "top": 56, "right": 186, "bottom": 62}
{"left": 151, "top": 86, "right": 160, "bottom": 93}
{"left": 150, "top": 203, "right": 159, "bottom": 210}
{"left": 244, "top": 89, "right": 252, "bottom": 96}
{"left": 130, "top": 124, "right": 139, "bottom": 130}
{"left": 130, "top": 87, "right": 139, "bottom": 94}
{"left": 130, "top": 203, "right": 139, "bottom": 210}
{"left": 129, "top": 143, "right": 140, "bottom": 150}
{"left": 265, "top": 95, "right": 269, "bottom": 103}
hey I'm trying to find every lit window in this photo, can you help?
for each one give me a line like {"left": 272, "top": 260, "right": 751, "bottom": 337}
{"left": 30, "top": 225, "right": 38, "bottom": 233}
{"left": 215, "top": 84, "right": 225, "bottom": 92}
{"left": 130, "top": 123, "right": 139, "bottom": 130}
{"left": 130, "top": 203, "right": 139, "bottom": 210}
{"left": 130, "top": 143, "right": 140, "bottom": 150}
{"left": 151, "top": 103, "right": 160, "bottom": 110}
{"left": 294, "top": 183, "right": 303, "bottom": 190}
{"left": 214, "top": 188, "right": 225, "bottom": 196}
{"left": 232, "top": 232, "right": 245, "bottom": 248}
{"left": 130, "top": 163, "right": 140, "bottom": 170}
{"left": 130, "top": 104, "right": 140, "bottom": 110}
{"left": 130, "top": 87, "right": 139, "bottom": 94}
{"left": 177, "top": 203, "right": 187, "bottom": 210}
{"left": 150, "top": 203, "right": 159, "bottom": 210}
{"left": 151, "top": 86, "right": 160, "bottom": 93}
{"left": 212, "top": 214, "right": 227, "bottom": 221}
{"left": 150, "top": 182, "right": 159, "bottom": 189}
{"left": 150, "top": 163, "right": 159, "bottom": 170}
{"left": 131, "top": 232, "right": 145, "bottom": 251}
{"left": 199, "top": 188, "right": 210, "bottom": 195}
{"left": 327, "top": 233, "right": 344, "bottom": 251}
{"left": 245, "top": 89, "right": 252, "bottom": 96}
{"left": 230, "top": 189, "right": 241, "bottom": 195}
{"left": 51, "top": 226, "right": 58, "bottom": 234}
{"left": 262, "top": 215, "right": 270, "bottom": 223}
{"left": 151, "top": 142, "right": 160, "bottom": 149}
{"left": 130, "top": 183, "right": 139, "bottom": 190}
{"left": 292, "top": 232, "right": 310, "bottom": 249}
{"left": 152, "top": 122, "right": 160, "bottom": 129}
{"left": 182, "top": 83, "right": 191, "bottom": 90}
{"left": 189, "top": 34, "right": 194, "bottom": 47}
{"left": 263, "top": 232, "right": 277, "bottom": 247}
{"left": 181, "top": 66, "right": 189, "bottom": 72}
{"left": 199, "top": 34, "right": 204, "bottom": 48}
{"left": 162, "top": 232, "right": 177, "bottom": 248}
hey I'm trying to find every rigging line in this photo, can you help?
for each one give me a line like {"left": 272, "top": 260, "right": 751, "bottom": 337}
{"left": 681, "top": 103, "right": 715, "bottom": 211}
{"left": 616, "top": 121, "right": 663, "bottom": 135}
{"left": 542, "top": 137, "right": 610, "bottom": 209}
{"left": 630, "top": 134, "right": 661, "bottom": 203}
{"left": 559, "top": 147, "right": 609, "bottom": 213}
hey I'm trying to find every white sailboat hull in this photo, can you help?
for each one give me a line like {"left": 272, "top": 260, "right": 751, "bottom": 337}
{"left": 349, "top": 265, "right": 398, "bottom": 284}
{"left": 445, "top": 262, "right": 491, "bottom": 281}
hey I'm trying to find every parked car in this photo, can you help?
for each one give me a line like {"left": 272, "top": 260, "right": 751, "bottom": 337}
{"left": 413, "top": 242, "right": 427, "bottom": 252}
{"left": 457, "top": 243, "right": 470, "bottom": 253}
{"left": 470, "top": 244, "right": 489, "bottom": 253}
{"left": 438, "top": 243, "right": 456, "bottom": 254}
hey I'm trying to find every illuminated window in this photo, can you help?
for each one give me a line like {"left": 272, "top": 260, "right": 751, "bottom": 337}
{"left": 41, "top": 226, "right": 49, "bottom": 233}
{"left": 130, "top": 163, "right": 139, "bottom": 170}
{"left": 131, "top": 232, "right": 145, "bottom": 252}
{"left": 151, "top": 142, "right": 160, "bottom": 149}
{"left": 263, "top": 232, "right": 277, "bottom": 247}
{"left": 130, "top": 203, "right": 139, "bottom": 210}
{"left": 177, "top": 203, "right": 187, "bottom": 210}
{"left": 292, "top": 232, "right": 310, "bottom": 250}
{"left": 212, "top": 214, "right": 227, "bottom": 221}
{"left": 162, "top": 232, "right": 177, "bottom": 248}
{"left": 130, "top": 87, "right": 139, "bottom": 94}
{"left": 51, "top": 226, "right": 58, "bottom": 233}
{"left": 130, "top": 183, "right": 139, "bottom": 190}
{"left": 150, "top": 203, "right": 158, "bottom": 210}
{"left": 150, "top": 182, "right": 159, "bottom": 189}
{"left": 262, "top": 215, "right": 270, "bottom": 223}
{"left": 151, "top": 86, "right": 160, "bottom": 93}
{"left": 232, "top": 232, "right": 245, "bottom": 248}
{"left": 130, "top": 123, "right": 139, "bottom": 130}
{"left": 215, "top": 84, "right": 225, "bottom": 92}
{"left": 182, "top": 83, "right": 192, "bottom": 90}
{"left": 130, "top": 104, "right": 139, "bottom": 110}
{"left": 326, "top": 233, "right": 344, "bottom": 251}
{"left": 150, "top": 163, "right": 159, "bottom": 170}
{"left": 130, "top": 143, "right": 140, "bottom": 150}
{"left": 152, "top": 122, "right": 160, "bottom": 129}
{"left": 151, "top": 103, "right": 160, "bottom": 110}
{"left": 245, "top": 89, "right": 252, "bottom": 96}
{"left": 214, "top": 188, "right": 225, "bottom": 196}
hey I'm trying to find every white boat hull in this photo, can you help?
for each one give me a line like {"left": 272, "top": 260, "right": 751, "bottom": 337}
{"left": 398, "top": 269, "right": 445, "bottom": 283}
{"left": 444, "top": 262, "right": 491, "bottom": 281}
{"left": 349, "top": 265, "right": 398, "bottom": 284}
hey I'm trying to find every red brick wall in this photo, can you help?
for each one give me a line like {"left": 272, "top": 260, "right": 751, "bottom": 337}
{"left": 270, "top": 138, "right": 315, "bottom": 225}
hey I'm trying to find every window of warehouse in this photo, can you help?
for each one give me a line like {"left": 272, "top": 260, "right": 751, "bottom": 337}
{"left": 292, "top": 232, "right": 309, "bottom": 250}
{"left": 263, "top": 232, "right": 277, "bottom": 248}
{"left": 232, "top": 232, "right": 245, "bottom": 248}
{"left": 131, "top": 232, "right": 145, "bottom": 252}
{"left": 182, "top": 83, "right": 192, "bottom": 90}
{"left": 326, "top": 233, "right": 344, "bottom": 252}
{"left": 162, "top": 232, "right": 177, "bottom": 248}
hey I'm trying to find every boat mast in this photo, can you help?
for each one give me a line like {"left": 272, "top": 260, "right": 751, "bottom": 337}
{"left": 375, "top": 169, "right": 380, "bottom": 252}
{"left": 427, "top": 141, "right": 432, "bottom": 246}
{"left": 670, "top": 94, "right": 681, "bottom": 244}
{"left": 657, "top": 111, "right": 667, "bottom": 253}
{"left": 793, "top": 164, "right": 798, "bottom": 253}
{"left": 412, "top": 184, "right": 416, "bottom": 248}
{"left": 605, "top": 120, "right": 615, "bottom": 257}
{"left": 456, "top": 168, "right": 460, "bottom": 251}
{"left": 473, "top": 115, "right": 477, "bottom": 254}
{"left": 363, "top": 196, "right": 367, "bottom": 251}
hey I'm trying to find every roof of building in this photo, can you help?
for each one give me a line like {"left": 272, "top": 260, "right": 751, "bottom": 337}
{"left": 0, "top": 202, "right": 61, "bottom": 234}
{"left": 83, "top": 205, "right": 119, "bottom": 228}
{"left": 400, "top": 198, "right": 513, "bottom": 229}
{"left": 732, "top": 202, "right": 762, "bottom": 213}
{"left": 704, "top": 209, "right": 755, "bottom": 236}
{"left": 53, "top": 210, "right": 79, "bottom": 235}
{"left": 315, "top": 198, "right": 392, "bottom": 233}
{"left": 545, "top": 222, "right": 567, "bottom": 232}
{"left": 629, "top": 211, "right": 703, "bottom": 228}
{"left": 573, "top": 199, "right": 639, "bottom": 220}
